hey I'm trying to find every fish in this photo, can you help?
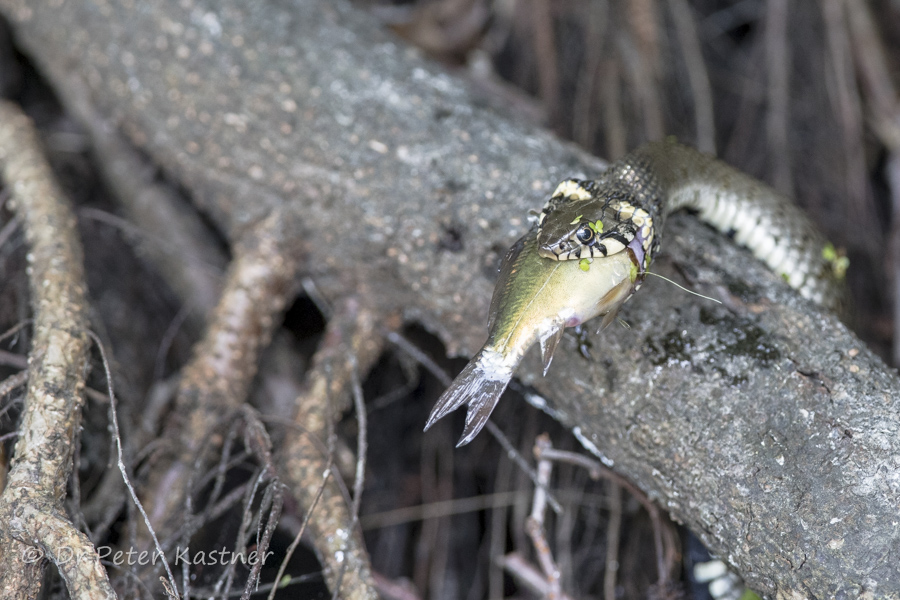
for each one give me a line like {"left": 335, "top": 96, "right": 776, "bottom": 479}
{"left": 424, "top": 227, "right": 641, "bottom": 446}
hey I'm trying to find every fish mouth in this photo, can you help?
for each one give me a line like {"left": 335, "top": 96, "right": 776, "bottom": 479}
{"left": 537, "top": 240, "right": 568, "bottom": 260}
{"left": 536, "top": 222, "right": 571, "bottom": 260}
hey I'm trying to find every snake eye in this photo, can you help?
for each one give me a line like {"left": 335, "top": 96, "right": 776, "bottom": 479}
{"left": 575, "top": 224, "right": 594, "bottom": 244}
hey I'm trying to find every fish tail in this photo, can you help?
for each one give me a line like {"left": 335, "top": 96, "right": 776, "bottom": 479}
{"left": 424, "top": 348, "right": 514, "bottom": 447}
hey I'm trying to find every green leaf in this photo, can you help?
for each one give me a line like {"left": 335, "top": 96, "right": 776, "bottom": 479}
{"left": 570, "top": 215, "right": 583, "bottom": 225}
{"left": 579, "top": 258, "right": 591, "bottom": 271}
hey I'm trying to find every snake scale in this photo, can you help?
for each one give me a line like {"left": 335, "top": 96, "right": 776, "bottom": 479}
{"left": 536, "top": 138, "right": 845, "bottom": 309}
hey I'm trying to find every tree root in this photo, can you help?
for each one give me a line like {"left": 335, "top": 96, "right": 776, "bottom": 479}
{"left": 136, "top": 208, "right": 301, "bottom": 570}
{"left": 0, "top": 100, "right": 114, "bottom": 598}
{"left": 279, "top": 296, "right": 395, "bottom": 600}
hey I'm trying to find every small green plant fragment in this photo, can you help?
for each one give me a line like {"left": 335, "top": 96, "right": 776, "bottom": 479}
{"left": 579, "top": 258, "right": 591, "bottom": 271}
{"left": 629, "top": 263, "right": 639, "bottom": 282}
{"left": 781, "top": 272, "right": 790, "bottom": 283}
{"left": 570, "top": 214, "right": 583, "bottom": 225}
{"left": 822, "top": 242, "right": 849, "bottom": 280}
{"left": 832, "top": 256, "right": 849, "bottom": 279}
{"left": 589, "top": 219, "right": 604, "bottom": 233}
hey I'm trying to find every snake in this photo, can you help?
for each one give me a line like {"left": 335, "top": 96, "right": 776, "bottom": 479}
{"left": 535, "top": 138, "right": 846, "bottom": 309}
{"left": 425, "top": 139, "right": 846, "bottom": 446}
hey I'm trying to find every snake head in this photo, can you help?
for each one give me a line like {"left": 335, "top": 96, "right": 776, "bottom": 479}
{"left": 537, "top": 198, "right": 641, "bottom": 262}
{"left": 537, "top": 180, "right": 657, "bottom": 273}
{"left": 537, "top": 210, "right": 635, "bottom": 260}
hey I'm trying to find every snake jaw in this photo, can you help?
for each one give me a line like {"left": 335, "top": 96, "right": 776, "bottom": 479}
{"left": 537, "top": 183, "right": 654, "bottom": 262}
{"left": 538, "top": 221, "right": 638, "bottom": 262}
{"left": 536, "top": 220, "right": 594, "bottom": 260}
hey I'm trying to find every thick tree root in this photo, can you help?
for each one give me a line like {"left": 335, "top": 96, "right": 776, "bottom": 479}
{"left": 0, "top": 100, "right": 115, "bottom": 599}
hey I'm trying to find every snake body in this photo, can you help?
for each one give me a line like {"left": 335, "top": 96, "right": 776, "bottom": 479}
{"left": 536, "top": 139, "right": 845, "bottom": 308}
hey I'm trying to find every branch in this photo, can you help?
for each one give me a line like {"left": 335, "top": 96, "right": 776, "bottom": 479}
{"left": 2, "top": 0, "right": 898, "bottom": 596}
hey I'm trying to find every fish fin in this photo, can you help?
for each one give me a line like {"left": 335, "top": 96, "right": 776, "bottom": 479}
{"left": 594, "top": 277, "right": 636, "bottom": 333}
{"left": 425, "top": 348, "right": 513, "bottom": 446}
{"left": 457, "top": 388, "right": 506, "bottom": 447}
{"left": 539, "top": 325, "right": 565, "bottom": 376}
{"left": 596, "top": 310, "right": 620, "bottom": 334}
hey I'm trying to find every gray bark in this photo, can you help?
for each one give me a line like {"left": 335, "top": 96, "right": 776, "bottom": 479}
{"left": 1, "top": 0, "right": 897, "bottom": 597}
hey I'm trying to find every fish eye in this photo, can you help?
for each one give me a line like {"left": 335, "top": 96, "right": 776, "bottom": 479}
{"left": 575, "top": 224, "right": 594, "bottom": 244}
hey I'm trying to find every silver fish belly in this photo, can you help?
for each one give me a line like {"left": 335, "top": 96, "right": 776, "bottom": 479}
{"left": 425, "top": 228, "right": 639, "bottom": 446}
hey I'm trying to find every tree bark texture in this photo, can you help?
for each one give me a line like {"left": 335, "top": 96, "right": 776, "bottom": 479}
{"left": 1, "top": 0, "right": 897, "bottom": 597}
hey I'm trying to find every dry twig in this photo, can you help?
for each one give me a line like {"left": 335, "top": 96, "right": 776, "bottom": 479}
{"left": 531, "top": 0, "right": 560, "bottom": 125}
{"left": 499, "top": 552, "right": 576, "bottom": 600}
{"left": 525, "top": 435, "right": 563, "bottom": 599}
{"left": 844, "top": 0, "right": 900, "bottom": 365}
{"left": 763, "top": 0, "right": 793, "bottom": 196}
{"left": 666, "top": 0, "right": 715, "bottom": 153}
{"left": 534, "top": 441, "right": 679, "bottom": 591}
{"left": 603, "top": 482, "right": 622, "bottom": 600}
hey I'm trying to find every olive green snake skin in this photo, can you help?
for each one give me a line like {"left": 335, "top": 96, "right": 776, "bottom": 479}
{"left": 536, "top": 138, "right": 846, "bottom": 309}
